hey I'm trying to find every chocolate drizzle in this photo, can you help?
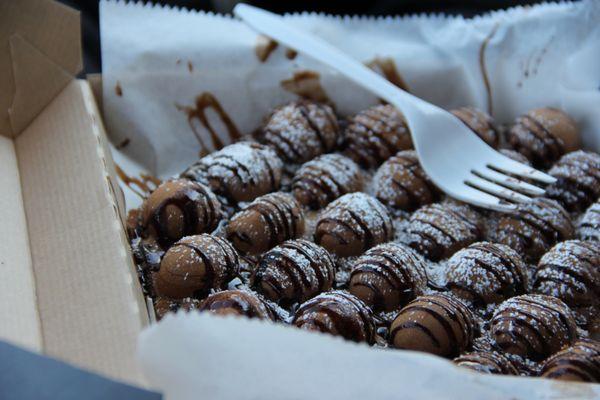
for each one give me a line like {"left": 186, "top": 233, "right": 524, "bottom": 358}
{"left": 176, "top": 93, "right": 242, "bottom": 156}
{"left": 453, "top": 351, "right": 518, "bottom": 375}
{"left": 115, "top": 81, "right": 123, "bottom": 97}
{"left": 141, "top": 180, "right": 222, "bottom": 247}
{"left": 490, "top": 294, "right": 578, "bottom": 361}
{"left": 546, "top": 150, "right": 600, "bottom": 212}
{"left": 533, "top": 240, "right": 600, "bottom": 308}
{"left": 255, "top": 35, "right": 279, "bottom": 62}
{"left": 366, "top": 57, "right": 410, "bottom": 93}
{"left": 292, "top": 153, "right": 363, "bottom": 209}
{"left": 154, "top": 234, "right": 239, "bottom": 299}
{"left": 314, "top": 193, "right": 393, "bottom": 257}
{"left": 373, "top": 150, "right": 439, "bottom": 212}
{"left": 446, "top": 242, "right": 527, "bottom": 306}
{"left": 451, "top": 107, "right": 499, "bottom": 148}
{"left": 281, "top": 70, "right": 331, "bottom": 105}
{"left": 182, "top": 142, "right": 283, "bottom": 202}
{"left": 578, "top": 201, "right": 600, "bottom": 241}
{"left": 254, "top": 239, "right": 335, "bottom": 305}
{"left": 227, "top": 192, "right": 304, "bottom": 254}
{"left": 541, "top": 340, "right": 600, "bottom": 382}
{"left": 490, "top": 197, "right": 574, "bottom": 263}
{"left": 293, "top": 290, "right": 375, "bottom": 344}
{"left": 390, "top": 293, "right": 475, "bottom": 358}
{"left": 507, "top": 108, "right": 579, "bottom": 168}
{"left": 285, "top": 48, "right": 298, "bottom": 60}
{"left": 200, "top": 289, "right": 277, "bottom": 320}
{"left": 343, "top": 104, "right": 412, "bottom": 168}
{"left": 349, "top": 242, "right": 427, "bottom": 312}
{"left": 406, "top": 202, "right": 482, "bottom": 261}
{"left": 520, "top": 114, "right": 564, "bottom": 164}
{"left": 478, "top": 24, "right": 499, "bottom": 115}
{"left": 260, "top": 101, "right": 339, "bottom": 164}
{"left": 115, "top": 164, "right": 161, "bottom": 199}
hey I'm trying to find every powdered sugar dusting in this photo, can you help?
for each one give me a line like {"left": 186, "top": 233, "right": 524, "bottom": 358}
{"left": 373, "top": 150, "right": 438, "bottom": 212}
{"left": 546, "top": 150, "right": 600, "bottom": 211}
{"left": 578, "top": 201, "right": 600, "bottom": 241}
{"left": 491, "top": 294, "right": 578, "bottom": 361}
{"left": 446, "top": 242, "right": 527, "bottom": 305}
{"left": 292, "top": 153, "right": 363, "bottom": 209}
{"left": 205, "top": 142, "right": 281, "bottom": 184}
{"left": 262, "top": 102, "right": 339, "bottom": 164}
{"left": 132, "top": 99, "right": 600, "bottom": 378}
{"left": 403, "top": 201, "right": 481, "bottom": 261}
{"left": 315, "top": 193, "right": 394, "bottom": 253}
{"left": 533, "top": 240, "right": 600, "bottom": 307}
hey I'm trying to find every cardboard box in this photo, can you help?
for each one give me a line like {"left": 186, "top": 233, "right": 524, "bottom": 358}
{"left": 2, "top": 1, "right": 599, "bottom": 397}
{"left": 0, "top": 0, "right": 148, "bottom": 386}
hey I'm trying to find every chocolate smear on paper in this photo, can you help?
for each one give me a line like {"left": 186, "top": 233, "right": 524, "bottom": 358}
{"left": 285, "top": 48, "right": 298, "bottom": 60}
{"left": 479, "top": 24, "right": 499, "bottom": 115}
{"left": 115, "top": 81, "right": 123, "bottom": 97}
{"left": 115, "top": 164, "right": 161, "bottom": 199}
{"left": 115, "top": 138, "right": 130, "bottom": 149}
{"left": 366, "top": 57, "right": 410, "bottom": 92}
{"left": 281, "top": 70, "right": 331, "bottom": 104}
{"left": 518, "top": 36, "right": 553, "bottom": 87}
{"left": 255, "top": 35, "right": 279, "bottom": 62}
{"left": 176, "top": 93, "right": 242, "bottom": 156}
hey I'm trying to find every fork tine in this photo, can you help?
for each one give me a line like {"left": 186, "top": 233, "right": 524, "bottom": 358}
{"left": 488, "top": 156, "right": 556, "bottom": 184}
{"left": 465, "top": 174, "right": 532, "bottom": 203}
{"left": 473, "top": 168, "right": 546, "bottom": 196}
{"left": 453, "top": 185, "right": 517, "bottom": 212}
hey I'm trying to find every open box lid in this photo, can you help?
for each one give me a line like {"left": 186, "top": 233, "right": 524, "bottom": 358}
{"left": 0, "top": 0, "right": 148, "bottom": 386}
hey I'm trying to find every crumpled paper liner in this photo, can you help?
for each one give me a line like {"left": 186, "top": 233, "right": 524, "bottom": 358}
{"left": 100, "top": 0, "right": 600, "bottom": 212}
{"left": 99, "top": 1, "right": 600, "bottom": 398}
{"left": 138, "top": 312, "right": 600, "bottom": 400}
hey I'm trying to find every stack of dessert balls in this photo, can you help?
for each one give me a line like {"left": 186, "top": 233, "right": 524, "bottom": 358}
{"left": 128, "top": 101, "right": 600, "bottom": 383}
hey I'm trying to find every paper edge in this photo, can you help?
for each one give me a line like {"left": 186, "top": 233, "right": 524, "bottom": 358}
{"left": 139, "top": 312, "right": 600, "bottom": 399}
{"left": 102, "top": 0, "right": 581, "bottom": 24}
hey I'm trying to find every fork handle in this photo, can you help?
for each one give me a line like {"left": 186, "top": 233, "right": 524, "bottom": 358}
{"left": 234, "top": 4, "right": 430, "bottom": 118}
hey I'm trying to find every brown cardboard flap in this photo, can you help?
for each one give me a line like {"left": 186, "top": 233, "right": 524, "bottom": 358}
{"left": 0, "top": 0, "right": 82, "bottom": 138}
{"left": 8, "top": 34, "right": 75, "bottom": 135}
{"left": 15, "top": 80, "right": 148, "bottom": 385}
{"left": 0, "top": 136, "right": 42, "bottom": 352}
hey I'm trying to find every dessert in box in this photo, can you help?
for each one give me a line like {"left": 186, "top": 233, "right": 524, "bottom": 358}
{"left": 101, "top": 1, "right": 600, "bottom": 396}
{"left": 1, "top": 0, "right": 599, "bottom": 398}
{"left": 127, "top": 97, "right": 600, "bottom": 381}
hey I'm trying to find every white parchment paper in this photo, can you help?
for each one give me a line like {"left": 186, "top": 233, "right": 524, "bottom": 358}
{"left": 138, "top": 312, "right": 600, "bottom": 400}
{"left": 99, "top": 1, "right": 600, "bottom": 398}
{"left": 100, "top": 0, "right": 600, "bottom": 211}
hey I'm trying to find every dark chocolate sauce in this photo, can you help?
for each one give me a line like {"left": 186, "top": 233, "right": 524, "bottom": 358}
{"left": 115, "top": 164, "right": 161, "bottom": 199}
{"left": 255, "top": 35, "right": 279, "bottom": 62}
{"left": 176, "top": 93, "right": 242, "bottom": 157}
{"left": 479, "top": 24, "right": 499, "bottom": 115}
{"left": 285, "top": 48, "right": 298, "bottom": 60}
{"left": 281, "top": 70, "right": 331, "bottom": 104}
{"left": 366, "top": 57, "right": 410, "bottom": 92}
{"left": 115, "top": 82, "right": 123, "bottom": 97}
{"left": 115, "top": 138, "right": 130, "bottom": 150}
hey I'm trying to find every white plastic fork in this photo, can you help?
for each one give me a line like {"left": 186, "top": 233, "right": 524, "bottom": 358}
{"left": 234, "top": 4, "right": 557, "bottom": 212}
